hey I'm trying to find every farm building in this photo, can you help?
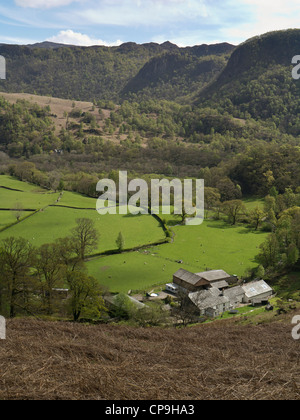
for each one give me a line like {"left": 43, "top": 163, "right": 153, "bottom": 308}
{"left": 196, "top": 270, "right": 230, "bottom": 284}
{"left": 196, "top": 270, "right": 238, "bottom": 286}
{"left": 189, "top": 287, "right": 231, "bottom": 318}
{"left": 242, "top": 280, "right": 273, "bottom": 305}
{"left": 172, "top": 269, "right": 237, "bottom": 294}
{"left": 169, "top": 269, "right": 274, "bottom": 318}
{"left": 224, "top": 286, "right": 245, "bottom": 307}
{"left": 51, "top": 288, "right": 69, "bottom": 299}
{"left": 105, "top": 294, "right": 147, "bottom": 311}
{"left": 173, "top": 269, "right": 210, "bottom": 293}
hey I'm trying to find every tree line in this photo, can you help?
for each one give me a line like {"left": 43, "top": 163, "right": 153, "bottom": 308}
{"left": 0, "top": 218, "right": 106, "bottom": 321}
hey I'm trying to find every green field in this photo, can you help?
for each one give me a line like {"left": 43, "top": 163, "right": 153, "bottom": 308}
{"left": 0, "top": 206, "right": 165, "bottom": 253}
{"left": 0, "top": 210, "right": 21, "bottom": 230}
{"left": 153, "top": 219, "right": 268, "bottom": 276}
{"left": 243, "top": 197, "right": 265, "bottom": 210}
{"left": 55, "top": 191, "right": 97, "bottom": 208}
{"left": 0, "top": 175, "right": 59, "bottom": 209}
{"left": 86, "top": 252, "right": 183, "bottom": 293}
{"left": 0, "top": 176, "right": 269, "bottom": 294}
{"left": 87, "top": 219, "right": 268, "bottom": 292}
{"left": 0, "top": 188, "right": 59, "bottom": 209}
{"left": 0, "top": 176, "right": 165, "bottom": 253}
{"left": 0, "top": 175, "right": 48, "bottom": 193}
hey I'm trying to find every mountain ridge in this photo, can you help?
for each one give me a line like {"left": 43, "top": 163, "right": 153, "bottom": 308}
{"left": 0, "top": 40, "right": 235, "bottom": 102}
{"left": 197, "top": 29, "right": 300, "bottom": 132}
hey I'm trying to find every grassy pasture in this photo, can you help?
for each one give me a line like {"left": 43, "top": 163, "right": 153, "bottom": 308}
{"left": 86, "top": 251, "right": 187, "bottom": 293}
{"left": 153, "top": 219, "right": 269, "bottom": 278}
{"left": 0, "top": 206, "right": 165, "bottom": 253}
{"left": 0, "top": 175, "right": 48, "bottom": 193}
{"left": 0, "top": 210, "right": 20, "bottom": 230}
{"left": 55, "top": 191, "right": 97, "bottom": 208}
{"left": 0, "top": 188, "right": 59, "bottom": 210}
{"left": 0, "top": 176, "right": 269, "bottom": 293}
{"left": 243, "top": 197, "right": 265, "bottom": 210}
{"left": 86, "top": 218, "right": 268, "bottom": 293}
{"left": 0, "top": 175, "right": 59, "bottom": 210}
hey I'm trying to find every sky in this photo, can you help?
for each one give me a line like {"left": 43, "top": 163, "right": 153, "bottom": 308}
{"left": 0, "top": 0, "right": 300, "bottom": 47}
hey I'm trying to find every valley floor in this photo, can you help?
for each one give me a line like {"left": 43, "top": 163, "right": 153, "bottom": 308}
{"left": 1, "top": 317, "right": 299, "bottom": 400}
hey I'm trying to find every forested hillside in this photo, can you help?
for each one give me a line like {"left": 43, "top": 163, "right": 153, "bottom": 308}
{"left": 201, "top": 29, "right": 300, "bottom": 134}
{"left": 1, "top": 29, "right": 300, "bottom": 197}
{"left": 0, "top": 41, "right": 234, "bottom": 103}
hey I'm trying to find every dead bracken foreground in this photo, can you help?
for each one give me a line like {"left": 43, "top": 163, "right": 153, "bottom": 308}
{"left": 0, "top": 318, "right": 300, "bottom": 400}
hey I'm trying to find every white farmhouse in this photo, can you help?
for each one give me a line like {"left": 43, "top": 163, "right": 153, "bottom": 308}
{"left": 242, "top": 280, "right": 273, "bottom": 305}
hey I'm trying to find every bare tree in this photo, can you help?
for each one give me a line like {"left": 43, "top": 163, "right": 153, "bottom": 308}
{"left": 12, "top": 202, "right": 24, "bottom": 222}
{"left": 172, "top": 290, "right": 200, "bottom": 326}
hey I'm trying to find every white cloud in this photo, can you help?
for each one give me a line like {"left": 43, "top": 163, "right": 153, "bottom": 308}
{"left": 72, "top": 0, "right": 209, "bottom": 27}
{"left": 0, "top": 35, "right": 38, "bottom": 44}
{"left": 47, "top": 29, "right": 122, "bottom": 46}
{"left": 15, "top": 0, "right": 80, "bottom": 9}
{"left": 224, "top": 0, "right": 300, "bottom": 44}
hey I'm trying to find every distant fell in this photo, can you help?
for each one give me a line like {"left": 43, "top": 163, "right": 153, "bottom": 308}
{"left": 199, "top": 29, "right": 300, "bottom": 133}
{"left": 210, "top": 30, "right": 300, "bottom": 86}
{"left": 0, "top": 40, "right": 235, "bottom": 102}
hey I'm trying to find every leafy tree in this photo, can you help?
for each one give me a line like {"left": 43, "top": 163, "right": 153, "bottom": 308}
{"left": 257, "top": 234, "right": 281, "bottom": 269}
{"left": 134, "top": 303, "right": 168, "bottom": 327}
{"left": 256, "top": 265, "right": 265, "bottom": 279}
{"left": 216, "top": 178, "right": 242, "bottom": 202}
{"left": 71, "top": 218, "right": 99, "bottom": 260}
{"left": 204, "top": 187, "right": 221, "bottom": 218}
{"left": 0, "top": 237, "right": 36, "bottom": 318}
{"left": 249, "top": 206, "right": 265, "bottom": 230}
{"left": 222, "top": 200, "right": 246, "bottom": 225}
{"left": 116, "top": 232, "right": 125, "bottom": 252}
{"left": 112, "top": 294, "right": 138, "bottom": 320}
{"left": 286, "top": 244, "right": 299, "bottom": 267}
{"left": 66, "top": 271, "right": 106, "bottom": 322}
{"left": 36, "top": 243, "right": 63, "bottom": 315}
{"left": 55, "top": 236, "right": 83, "bottom": 273}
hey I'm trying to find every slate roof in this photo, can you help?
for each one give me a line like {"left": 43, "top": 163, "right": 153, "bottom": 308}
{"left": 242, "top": 280, "right": 273, "bottom": 299}
{"left": 212, "top": 280, "right": 229, "bottom": 290}
{"left": 105, "top": 294, "right": 146, "bottom": 309}
{"left": 173, "top": 269, "right": 209, "bottom": 287}
{"left": 196, "top": 270, "right": 231, "bottom": 282}
{"left": 189, "top": 287, "right": 230, "bottom": 311}
{"left": 224, "top": 286, "right": 244, "bottom": 300}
